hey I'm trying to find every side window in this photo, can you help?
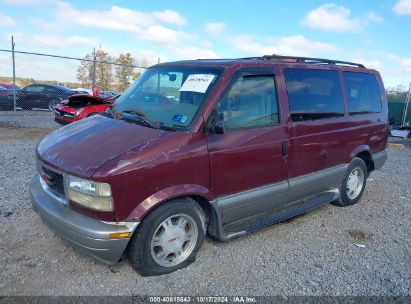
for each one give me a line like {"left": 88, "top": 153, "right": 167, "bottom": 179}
{"left": 284, "top": 69, "right": 344, "bottom": 122}
{"left": 25, "top": 85, "right": 37, "bottom": 92}
{"left": 218, "top": 75, "right": 279, "bottom": 130}
{"left": 344, "top": 72, "right": 381, "bottom": 113}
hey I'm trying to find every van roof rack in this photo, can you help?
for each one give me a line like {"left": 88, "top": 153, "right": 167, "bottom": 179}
{"left": 259, "top": 55, "right": 365, "bottom": 68}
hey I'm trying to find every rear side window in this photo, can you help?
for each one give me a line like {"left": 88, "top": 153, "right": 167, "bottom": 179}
{"left": 284, "top": 69, "right": 344, "bottom": 122}
{"left": 344, "top": 72, "right": 381, "bottom": 113}
{"left": 218, "top": 75, "right": 279, "bottom": 130}
{"left": 25, "top": 85, "right": 44, "bottom": 93}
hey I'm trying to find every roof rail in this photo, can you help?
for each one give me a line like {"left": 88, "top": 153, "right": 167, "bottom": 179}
{"left": 260, "top": 55, "right": 365, "bottom": 68}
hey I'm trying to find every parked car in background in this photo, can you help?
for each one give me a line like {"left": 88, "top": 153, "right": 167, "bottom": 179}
{"left": 31, "top": 55, "right": 388, "bottom": 276}
{"left": 51, "top": 94, "right": 119, "bottom": 124}
{"left": 0, "top": 84, "right": 20, "bottom": 110}
{"left": 72, "top": 88, "right": 92, "bottom": 95}
{"left": 0, "top": 83, "right": 20, "bottom": 89}
{"left": 100, "top": 91, "right": 118, "bottom": 98}
{"left": 17, "top": 84, "right": 75, "bottom": 110}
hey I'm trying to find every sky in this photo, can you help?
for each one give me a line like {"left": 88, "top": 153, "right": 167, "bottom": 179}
{"left": 0, "top": 0, "right": 410, "bottom": 88}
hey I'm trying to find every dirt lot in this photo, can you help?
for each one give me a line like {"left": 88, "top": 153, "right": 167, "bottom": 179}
{"left": 0, "top": 111, "right": 410, "bottom": 297}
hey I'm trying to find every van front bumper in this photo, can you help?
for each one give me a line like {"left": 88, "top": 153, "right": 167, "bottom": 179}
{"left": 30, "top": 175, "right": 139, "bottom": 265}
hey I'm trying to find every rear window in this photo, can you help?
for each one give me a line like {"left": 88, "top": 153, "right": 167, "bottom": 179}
{"left": 284, "top": 69, "right": 344, "bottom": 122}
{"left": 343, "top": 72, "right": 381, "bottom": 113}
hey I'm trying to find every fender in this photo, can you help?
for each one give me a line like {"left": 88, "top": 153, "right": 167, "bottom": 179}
{"left": 349, "top": 144, "right": 370, "bottom": 160}
{"left": 126, "top": 184, "right": 215, "bottom": 221}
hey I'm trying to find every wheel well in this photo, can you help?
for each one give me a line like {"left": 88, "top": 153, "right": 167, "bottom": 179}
{"left": 188, "top": 195, "right": 212, "bottom": 225}
{"left": 355, "top": 151, "right": 374, "bottom": 174}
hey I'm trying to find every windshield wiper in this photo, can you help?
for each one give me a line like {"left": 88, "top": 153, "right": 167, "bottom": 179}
{"left": 121, "top": 109, "right": 159, "bottom": 129}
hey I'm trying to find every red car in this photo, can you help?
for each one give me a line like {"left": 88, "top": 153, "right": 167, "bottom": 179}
{"left": 51, "top": 94, "right": 119, "bottom": 124}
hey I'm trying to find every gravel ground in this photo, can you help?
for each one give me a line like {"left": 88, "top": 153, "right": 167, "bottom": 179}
{"left": 0, "top": 111, "right": 410, "bottom": 297}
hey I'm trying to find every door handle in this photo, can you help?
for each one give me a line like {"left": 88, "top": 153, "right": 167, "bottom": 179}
{"left": 281, "top": 142, "right": 287, "bottom": 157}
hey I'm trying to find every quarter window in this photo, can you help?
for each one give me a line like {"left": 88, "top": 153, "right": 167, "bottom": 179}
{"left": 217, "top": 75, "right": 279, "bottom": 130}
{"left": 344, "top": 72, "right": 381, "bottom": 113}
{"left": 284, "top": 69, "right": 344, "bottom": 122}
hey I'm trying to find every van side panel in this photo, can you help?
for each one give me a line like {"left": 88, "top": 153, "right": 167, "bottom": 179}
{"left": 93, "top": 132, "right": 212, "bottom": 221}
{"left": 285, "top": 69, "right": 387, "bottom": 181}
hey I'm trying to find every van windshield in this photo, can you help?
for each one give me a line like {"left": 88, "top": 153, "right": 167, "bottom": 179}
{"left": 111, "top": 66, "right": 223, "bottom": 130}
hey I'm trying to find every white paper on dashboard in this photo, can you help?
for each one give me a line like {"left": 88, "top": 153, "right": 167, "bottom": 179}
{"left": 179, "top": 74, "right": 215, "bottom": 93}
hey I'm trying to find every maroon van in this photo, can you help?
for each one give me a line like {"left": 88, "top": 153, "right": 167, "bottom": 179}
{"left": 31, "top": 55, "right": 388, "bottom": 276}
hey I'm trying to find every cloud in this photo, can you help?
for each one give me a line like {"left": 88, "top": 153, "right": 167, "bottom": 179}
{"left": 393, "top": 0, "right": 411, "bottom": 15}
{"left": 138, "top": 25, "right": 195, "bottom": 45}
{"left": 9, "top": 32, "right": 100, "bottom": 49}
{"left": 0, "top": 12, "right": 17, "bottom": 27}
{"left": 152, "top": 10, "right": 186, "bottom": 26}
{"left": 400, "top": 58, "right": 411, "bottom": 70}
{"left": 204, "top": 22, "right": 226, "bottom": 35}
{"left": 230, "top": 34, "right": 339, "bottom": 57}
{"left": 54, "top": 1, "right": 186, "bottom": 34}
{"left": 1, "top": 0, "right": 44, "bottom": 4}
{"left": 352, "top": 58, "right": 381, "bottom": 69}
{"left": 49, "top": 1, "right": 217, "bottom": 60}
{"left": 168, "top": 46, "right": 218, "bottom": 60}
{"left": 301, "top": 3, "right": 383, "bottom": 32}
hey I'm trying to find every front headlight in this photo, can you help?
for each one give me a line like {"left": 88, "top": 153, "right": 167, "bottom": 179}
{"left": 67, "top": 175, "right": 113, "bottom": 211}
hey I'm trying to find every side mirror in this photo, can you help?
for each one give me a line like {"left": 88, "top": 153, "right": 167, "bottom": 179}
{"left": 206, "top": 109, "right": 224, "bottom": 134}
{"left": 214, "top": 113, "right": 224, "bottom": 134}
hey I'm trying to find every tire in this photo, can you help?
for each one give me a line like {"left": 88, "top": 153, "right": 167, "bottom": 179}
{"left": 127, "top": 198, "right": 206, "bottom": 276}
{"left": 333, "top": 157, "right": 367, "bottom": 207}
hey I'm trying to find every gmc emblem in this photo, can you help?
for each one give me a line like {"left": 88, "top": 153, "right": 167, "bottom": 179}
{"left": 40, "top": 171, "right": 55, "bottom": 187}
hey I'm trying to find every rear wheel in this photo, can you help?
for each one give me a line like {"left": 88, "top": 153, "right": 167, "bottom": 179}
{"left": 127, "top": 198, "right": 206, "bottom": 276}
{"left": 334, "top": 157, "right": 367, "bottom": 207}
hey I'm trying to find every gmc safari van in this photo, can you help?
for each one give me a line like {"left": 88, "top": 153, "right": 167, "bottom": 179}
{"left": 31, "top": 55, "right": 388, "bottom": 276}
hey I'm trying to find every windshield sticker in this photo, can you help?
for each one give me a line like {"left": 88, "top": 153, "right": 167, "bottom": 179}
{"left": 172, "top": 115, "right": 188, "bottom": 124}
{"left": 179, "top": 74, "right": 215, "bottom": 93}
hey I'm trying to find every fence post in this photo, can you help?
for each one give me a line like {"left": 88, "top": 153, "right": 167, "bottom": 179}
{"left": 401, "top": 82, "right": 411, "bottom": 127}
{"left": 11, "top": 35, "right": 16, "bottom": 111}
{"left": 92, "top": 48, "right": 97, "bottom": 87}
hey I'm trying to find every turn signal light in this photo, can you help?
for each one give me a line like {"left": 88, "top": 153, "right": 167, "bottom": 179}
{"left": 109, "top": 232, "right": 131, "bottom": 239}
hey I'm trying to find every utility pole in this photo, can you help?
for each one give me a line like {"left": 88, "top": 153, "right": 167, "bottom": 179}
{"left": 11, "top": 35, "right": 16, "bottom": 111}
{"left": 92, "top": 48, "right": 97, "bottom": 87}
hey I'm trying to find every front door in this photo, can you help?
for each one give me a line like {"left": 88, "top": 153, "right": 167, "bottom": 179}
{"left": 206, "top": 69, "right": 289, "bottom": 224}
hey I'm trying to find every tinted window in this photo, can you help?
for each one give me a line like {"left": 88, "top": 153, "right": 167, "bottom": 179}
{"left": 284, "top": 69, "right": 344, "bottom": 122}
{"left": 218, "top": 75, "right": 279, "bottom": 129}
{"left": 46, "top": 87, "right": 57, "bottom": 93}
{"left": 344, "top": 72, "right": 381, "bottom": 113}
{"left": 25, "top": 85, "right": 44, "bottom": 93}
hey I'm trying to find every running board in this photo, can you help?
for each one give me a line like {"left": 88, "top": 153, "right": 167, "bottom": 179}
{"left": 211, "top": 190, "right": 339, "bottom": 241}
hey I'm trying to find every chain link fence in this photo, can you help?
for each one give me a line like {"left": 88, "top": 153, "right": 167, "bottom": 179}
{"left": 387, "top": 85, "right": 411, "bottom": 128}
{"left": 0, "top": 37, "right": 149, "bottom": 111}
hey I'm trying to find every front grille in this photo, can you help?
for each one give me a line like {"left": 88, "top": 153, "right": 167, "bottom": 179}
{"left": 40, "top": 165, "right": 65, "bottom": 197}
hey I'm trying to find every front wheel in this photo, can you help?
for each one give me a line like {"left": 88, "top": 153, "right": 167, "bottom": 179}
{"left": 127, "top": 198, "right": 206, "bottom": 276}
{"left": 333, "top": 157, "right": 367, "bottom": 207}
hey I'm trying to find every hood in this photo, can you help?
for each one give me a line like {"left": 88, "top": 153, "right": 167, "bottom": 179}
{"left": 56, "top": 94, "right": 111, "bottom": 109}
{"left": 37, "top": 115, "right": 172, "bottom": 178}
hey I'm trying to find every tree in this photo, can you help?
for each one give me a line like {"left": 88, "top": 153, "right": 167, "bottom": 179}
{"left": 115, "top": 53, "right": 135, "bottom": 92}
{"left": 76, "top": 54, "right": 93, "bottom": 87}
{"left": 76, "top": 49, "right": 114, "bottom": 91}
{"left": 95, "top": 50, "right": 114, "bottom": 91}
